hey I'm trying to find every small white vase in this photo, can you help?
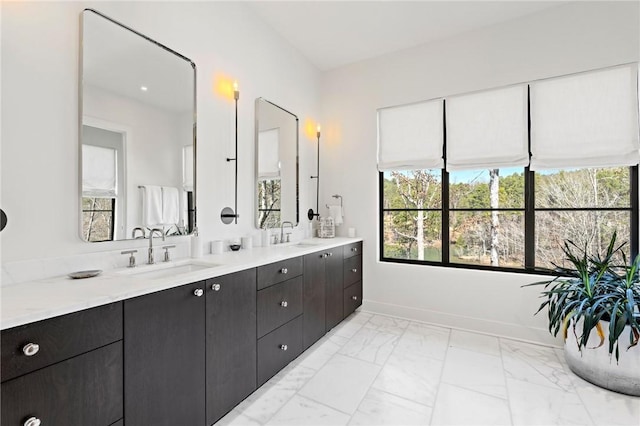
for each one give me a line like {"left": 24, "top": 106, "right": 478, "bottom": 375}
{"left": 564, "top": 319, "right": 640, "bottom": 396}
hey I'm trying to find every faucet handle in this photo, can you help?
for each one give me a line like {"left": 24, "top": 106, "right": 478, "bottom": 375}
{"left": 121, "top": 250, "right": 138, "bottom": 268}
{"left": 162, "top": 245, "right": 176, "bottom": 262}
{"left": 285, "top": 232, "right": 292, "bottom": 243}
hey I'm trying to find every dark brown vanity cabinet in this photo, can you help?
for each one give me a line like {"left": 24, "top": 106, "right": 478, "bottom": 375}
{"left": 257, "top": 259, "right": 305, "bottom": 385}
{"left": 343, "top": 242, "right": 363, "bottom": 318}
{"left": 303, "top": 247, "right": 344, "bottom": 349}
{"left": 1, "top": 303, "right": 124, "bottom": 426}
{"left": 124, "top": 281, "right": 206, "bottom": 426}
{"left": 206, "top": 269, "right": 257, "bottom": 425}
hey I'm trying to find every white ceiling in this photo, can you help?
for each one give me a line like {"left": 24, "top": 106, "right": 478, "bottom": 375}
{"left": 247, "top": 1, "right": 569, "bottom": 71}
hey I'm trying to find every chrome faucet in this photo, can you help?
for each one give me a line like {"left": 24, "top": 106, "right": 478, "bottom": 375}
{"left": 132, "top": 227, "right": 146, "bottom": 239}
{"left": 148, "top": 228, "right": 165, "bottom": 264}
{"left": 280, "top": 221, "right": 294, "bottom": 244}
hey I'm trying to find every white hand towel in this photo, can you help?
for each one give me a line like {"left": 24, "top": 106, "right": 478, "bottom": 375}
{"left": 162, "top": 186, "right": 180, "bottom": 225}
{"left": 142, "top": 185, "right": 163, "bottom": 227}
{"left": 328, "top": 205, "right": 343, "bottom": 226}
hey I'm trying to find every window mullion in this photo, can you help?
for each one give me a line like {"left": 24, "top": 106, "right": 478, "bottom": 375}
{"left": 442, "top": 169, "right": 450, "bottom": 264}
{"left": 631, "top": 166, "right": 638, "bottom": 260}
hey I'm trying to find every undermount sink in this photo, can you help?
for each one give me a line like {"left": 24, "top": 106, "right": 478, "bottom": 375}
{"left": 117, "top": 259, "right": 219, "bottom": 279}
{"left": 288, "top": 240, "right": 324, "bottom": 248}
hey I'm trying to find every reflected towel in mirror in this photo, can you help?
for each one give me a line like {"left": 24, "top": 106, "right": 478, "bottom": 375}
{"left": 142, "top": 185, "right": 163, "bottom": 226}
{"left": 162, "top": 186, "right": 180, "bottom": 225}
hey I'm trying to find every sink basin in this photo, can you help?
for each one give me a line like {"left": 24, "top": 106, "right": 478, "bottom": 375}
{"left": 288, "top": 240, "right": 324, "bottom": 248}
{"left": 118, "top": 259, "right": 219, "bottom": 279}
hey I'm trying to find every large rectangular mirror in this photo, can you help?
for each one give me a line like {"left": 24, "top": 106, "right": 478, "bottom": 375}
{"left": 80, "top": 9, "right": 196, "bottom": 242}
{"left": 255, "top": 98, "right": 299, "bottom": 229}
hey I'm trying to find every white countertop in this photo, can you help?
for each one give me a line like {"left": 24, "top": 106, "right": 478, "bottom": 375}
{"left": 1, "top": 237, "right": 362, "bottom": 330}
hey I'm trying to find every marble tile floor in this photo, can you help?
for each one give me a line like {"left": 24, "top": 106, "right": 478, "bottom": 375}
{"left": 217, "top": 311, "right": 640, "bottom": 426}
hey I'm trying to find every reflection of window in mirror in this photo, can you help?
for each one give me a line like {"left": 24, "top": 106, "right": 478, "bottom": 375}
{"left": 257, "top": 128, "right": 282, "bottom": 228}
{"left": 82, "top": 125, "right": 125, "bottom": 241}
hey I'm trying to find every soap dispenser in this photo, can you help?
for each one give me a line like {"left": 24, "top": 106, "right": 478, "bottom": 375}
{"left": 191, "top": 227, "right": 202, "bottom": 258}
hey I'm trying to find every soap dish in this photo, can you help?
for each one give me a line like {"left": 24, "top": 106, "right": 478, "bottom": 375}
{"left": 68, "top": 269, "right": 102, "bottom": 279}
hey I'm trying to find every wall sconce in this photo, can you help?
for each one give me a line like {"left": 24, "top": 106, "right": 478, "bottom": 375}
{"left": 307, "top": 125, "right": 321, "bottom": 221}
{"left": 221, "top": 81, "right": 240, "bottom": 224}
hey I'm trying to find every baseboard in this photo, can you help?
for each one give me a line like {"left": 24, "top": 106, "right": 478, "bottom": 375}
{"left": 361, "top": 299, "right": 561, "bottom": 348}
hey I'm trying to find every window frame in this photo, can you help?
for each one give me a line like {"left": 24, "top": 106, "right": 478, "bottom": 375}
{"left": 82, "top": 196, "right": 116, "bottom": 242}
{"left": 380, "top": 167, "right": 638, "bottom": 274}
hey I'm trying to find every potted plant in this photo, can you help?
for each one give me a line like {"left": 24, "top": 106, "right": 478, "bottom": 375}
{"left": 526, "top": 232, "right": 640, "bottom": 395}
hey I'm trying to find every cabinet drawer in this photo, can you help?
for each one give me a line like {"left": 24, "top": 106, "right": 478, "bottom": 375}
{"left": 257, "top": 256, "right": 303, "bottom": 290}
{"left": 344, "top": 281, "right": 363, "bottom": 318}
{"left": 1, "top": 341, "right": 123, "bottom": 426}
{"left": 257, "top": 316, "right": 303, "bottom": 386}
{"left": 343, "top": 255, "right": 362, "bottom": 288}
{"left": 257, "top": 276, "right": 303, "bottom": 338}
{"left": 1, "top": 302, "right": 123, "bottom": 382}
{"left": 343, "top": 241, "right": 362, "bottom": 259}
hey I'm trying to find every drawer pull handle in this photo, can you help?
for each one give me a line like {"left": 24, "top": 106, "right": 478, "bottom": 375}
{"left": 194, "top": 289, "right": 204, "bottom": 297}
{"left": 352, "top": 247, "right": 358, "bottom": 252}
{"left": 280, "top": 301, "right": 288, "bottom": 308}
{"left": 351, "top": 296, "right": 359, "bottom": 301}
{"left": 24, "top": 417, "right": 41, "bottom": 426}
{"left": 351, "top": 268, "right": 358, "bottom": 273}
{"left": 22, "top": 343, "right": 40, "bottom": 357}
{"left": 212, "top": 283, "right": 221, "bottom": 291}
{"left": 279, "top": 344, "right": 288, "bottom": 351}
{"left": 280, "top": 268, "right": 288, "bottom": 274}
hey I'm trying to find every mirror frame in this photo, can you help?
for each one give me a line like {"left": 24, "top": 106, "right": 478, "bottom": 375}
{"left": 79, "top": 8, "right": 197, "bottom": 242}
{"left": 254, "top": 98, "right": 299, "bottom": 229}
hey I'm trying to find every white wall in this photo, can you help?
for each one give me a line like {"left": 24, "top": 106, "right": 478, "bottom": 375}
{"left": 1, "top": 1, "right": 321, "bottom": 263}
{"left": 320, "top": 1, "right": 640, "bottom": 345}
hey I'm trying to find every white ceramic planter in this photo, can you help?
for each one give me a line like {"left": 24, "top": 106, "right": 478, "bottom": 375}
{"left": 564, "top": 320, "right": 640, "bottom": 396}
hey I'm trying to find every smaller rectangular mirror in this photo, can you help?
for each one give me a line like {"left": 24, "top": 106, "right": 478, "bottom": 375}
{"left": 255, "top": 98, "right": 299, "bottom": 229}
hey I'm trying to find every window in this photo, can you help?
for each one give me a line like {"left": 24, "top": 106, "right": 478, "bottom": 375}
{"left": 82, "top": 197, "right": 115, "bottom": 242}
{"left": 380, "top": 166, "right": 637, "bottom": 273}
{"left": 379, "top": 64, "right": 639, "bottom": 273}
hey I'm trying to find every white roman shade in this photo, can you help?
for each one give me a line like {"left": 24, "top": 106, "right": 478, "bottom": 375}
{"left": 530, "top": 65, "right": 640, "bottom": 170}
{"left": 446, "top": 85, "right": 529, "bottom": 171}
{"left": 82, "top": 144, "right": 117, "bottom": 197}
{"left": 258, "top": 128, "right": 281, "bottom": 178}
{"left": 377, "top": 99, "right": 444, "bottom": 171}
{"left": 183, "top": 145, "right": 194, "bottom": 191}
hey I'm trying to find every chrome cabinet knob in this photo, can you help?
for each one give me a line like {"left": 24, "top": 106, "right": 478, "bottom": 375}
{"left": 194, "top": 289, "right": 204, "bottom": 297}
{"left": 24, "top": 417, "right": 41, "bottom": 426}
{"left": 352, "top": 247, "right": 358, "bottom": 252}
{"left": 280, "top": 268, "right": 288, "bottom": 274}
{"left": 351, "top": 296, "right": 358, "bottom": 301}
{"left": 351, "top": 268, "right": 358, "bottom": 273}
{"left": 22, "top": 343, "right": 40, "bottom": 357}
{"left": 328, "top": 252, "right": 333, "bottom": 256}
{"left": 279, "top": 344, "right": 288, "bottom": 351}
{"left": 211, "top": 283, "right": 221, "bottom": 291}
{"left": 280, "top": 301, "right": 288, "bottom": 308}
{"left": 323, "top": 253, "right": 329, "bottom": 258}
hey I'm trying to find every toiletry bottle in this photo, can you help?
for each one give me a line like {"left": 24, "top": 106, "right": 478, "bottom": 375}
{"left": 191, "top": 227, "right": 202, "bottom": 258}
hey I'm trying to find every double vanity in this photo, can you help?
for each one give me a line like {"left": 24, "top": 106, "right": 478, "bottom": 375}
{"left": 1, "top": 238, "right": 363, "bottom": 426}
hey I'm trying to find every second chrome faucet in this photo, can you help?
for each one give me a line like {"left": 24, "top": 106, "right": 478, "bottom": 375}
{"left": 147, "top": 228, "right": 165, "bottom": 264}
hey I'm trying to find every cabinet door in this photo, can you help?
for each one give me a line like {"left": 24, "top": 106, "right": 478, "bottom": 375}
{"left": 124, "top": 282, "right": 206, "bottom": 426}
{"left": 303, "top": 251, "right": 326, "bottom": 349}
{"left": 206, "top": 269, "right": 257, "bottom": 425}
{"left": 325, "top": 248, "right": 344, "bottom": 331}
{"left": 1, "top": 341, "right": 123, "bottom": 426}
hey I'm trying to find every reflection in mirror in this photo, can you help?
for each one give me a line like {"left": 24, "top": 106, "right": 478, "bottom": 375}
{"left": 80, "top": 9, "right": 196, "bottom": 242}
{"left": 255, "top": 98, "right": 299, "bottom": 229}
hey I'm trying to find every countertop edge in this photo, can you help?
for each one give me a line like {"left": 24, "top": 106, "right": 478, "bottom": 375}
{"left": 1, "top": 238, "right": 363, "bottom": 330}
